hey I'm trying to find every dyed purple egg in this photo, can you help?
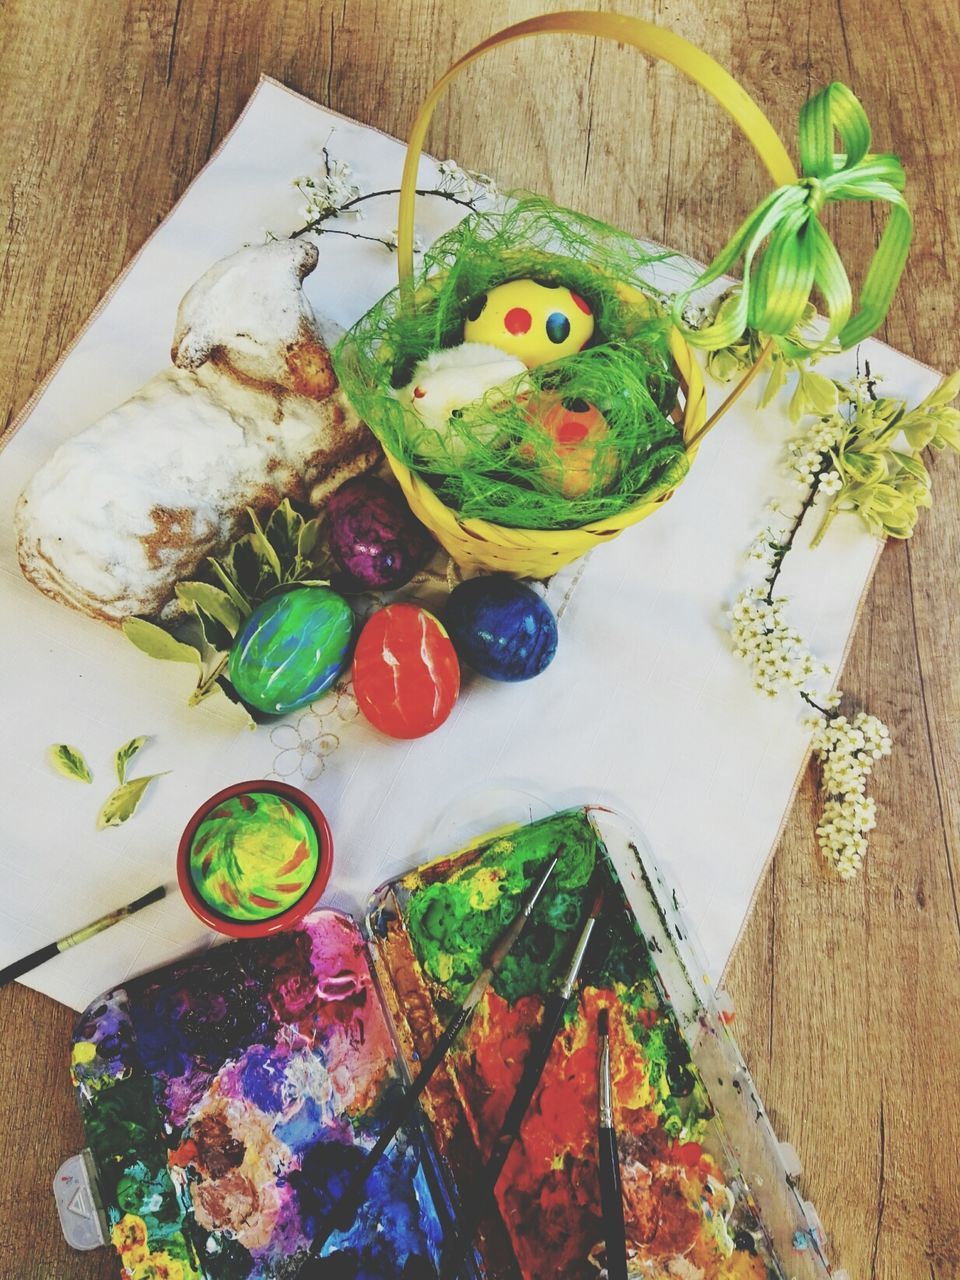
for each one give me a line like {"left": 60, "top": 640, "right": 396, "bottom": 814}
{"left": 326, "top": 476, "right": 434, "bottom": 590}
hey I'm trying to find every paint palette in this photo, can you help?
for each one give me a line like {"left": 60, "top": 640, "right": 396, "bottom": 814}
{"left": 366, "top": 808, "right": 837, "bottom": 1280}
{"left": 62, "top": 809, "right": 837, "bottom": 1280}
{"left": 65, "top": 912, "right": 446, "bottom": 1278}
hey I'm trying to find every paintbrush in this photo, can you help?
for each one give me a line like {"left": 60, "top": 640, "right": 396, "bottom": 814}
{"left": 0, "top": 885, "right": 166, "bottom": 987}
{"left": 597, "top": 1008, "right": 628, "bottom": 1280}
{"left": 439, "top": 886, "right": 605, "bottom": 1280}
{"left": 299, "top": 851, "right": 562, "bottom": 1269}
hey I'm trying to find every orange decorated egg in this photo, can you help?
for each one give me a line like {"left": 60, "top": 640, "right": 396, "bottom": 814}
{"left": 521, "top": 395, "right": 619, "bottom": 498}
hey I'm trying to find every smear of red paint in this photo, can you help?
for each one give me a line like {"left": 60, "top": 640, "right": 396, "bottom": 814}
{"left": 671, "top": 1141, "right": 703, "bottom": 1167}
{"left": 276, "top": 841, "right": 311, "bottom": 877}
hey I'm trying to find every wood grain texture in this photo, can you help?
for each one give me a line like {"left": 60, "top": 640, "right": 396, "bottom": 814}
{"left": 0, "top": 1, "right": 957, "bottom": 1277}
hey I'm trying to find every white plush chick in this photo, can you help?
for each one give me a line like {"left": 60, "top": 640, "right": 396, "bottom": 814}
{"left": 395, "top": 342, "right": 528, "bottom": 463}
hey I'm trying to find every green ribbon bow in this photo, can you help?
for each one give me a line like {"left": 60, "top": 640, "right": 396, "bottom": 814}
{"left": 672, "top": 82, "right": 912, "bottom": 355}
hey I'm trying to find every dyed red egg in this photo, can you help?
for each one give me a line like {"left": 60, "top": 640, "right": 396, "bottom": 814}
{"left": 352, "top": 604, "right": 460, "bottom": 739}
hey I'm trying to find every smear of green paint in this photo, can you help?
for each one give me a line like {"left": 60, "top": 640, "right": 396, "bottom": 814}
{"left": 405, "top": 810, "right": 601, "bottom": 1005}
{"left": 402, "top": 808, "right": 711, "bottom": 1139}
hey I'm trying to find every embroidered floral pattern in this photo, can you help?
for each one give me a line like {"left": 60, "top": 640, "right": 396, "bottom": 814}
{"left": 269, "top": 685, "right": 359, "bottom": 782}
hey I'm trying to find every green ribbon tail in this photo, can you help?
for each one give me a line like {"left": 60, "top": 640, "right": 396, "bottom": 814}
{"left": 670, "top": 80, "right": 912, "bottom": 357}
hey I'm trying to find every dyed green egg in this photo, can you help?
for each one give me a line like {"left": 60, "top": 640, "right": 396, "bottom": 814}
{"left": 229, "top": 587, "right": 354, "bottom": 715}
{"left": 188, "top": 790, "right": 320, "bottom": 921}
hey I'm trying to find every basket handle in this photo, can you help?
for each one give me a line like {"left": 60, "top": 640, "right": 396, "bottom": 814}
{"left": 396, "top": 12, "right": 798, "bottom": 288}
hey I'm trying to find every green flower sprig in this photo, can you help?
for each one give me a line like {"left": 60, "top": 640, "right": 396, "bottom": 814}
{"left": 723, "top": 363, "right": 959, "bottom": 877}
{"left": 800, "top": 371, "right": 960, "bottom": 544}
{"left": 122, "top": 500, "right": 332, "bottom": 713}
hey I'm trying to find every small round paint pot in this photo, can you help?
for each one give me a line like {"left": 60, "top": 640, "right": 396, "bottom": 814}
{"left": 177, "top": 780, "right": 333, "bottom": 938}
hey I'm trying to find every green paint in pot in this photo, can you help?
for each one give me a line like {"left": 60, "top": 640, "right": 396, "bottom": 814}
{"left": 188, "top": 790, "right": 320, "bottom": 922}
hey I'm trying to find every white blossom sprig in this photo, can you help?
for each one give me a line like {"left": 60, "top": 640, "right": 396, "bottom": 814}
{"left": 726, "top": 481, "right": 888, "bottom": 878}
{"left": 283, "top": 147, "right": 498, "bottom": 251}
{"left": 809, "top": 713, "right": 891, "bottom": 878}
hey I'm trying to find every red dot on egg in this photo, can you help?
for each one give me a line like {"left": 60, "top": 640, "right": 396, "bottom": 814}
{"left": 571, "top": 291, "right": 591, "bottom": 314}
{"left": 557, "top": 417, "right": 590, "bottom": 444}
{"left": 504, "top": 307, "right": 532, "bottom": 335}
{"left": 413, "top": 385, "right": 425, "bottom": 399}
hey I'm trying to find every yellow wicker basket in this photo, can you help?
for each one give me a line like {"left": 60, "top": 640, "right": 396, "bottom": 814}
{"left": 381, "top": 13, "right": 797, "bottom": 578}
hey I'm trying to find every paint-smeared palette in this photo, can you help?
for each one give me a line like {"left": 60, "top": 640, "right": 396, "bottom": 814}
{"left": 366, "top": 807, "right": 833, "bottom": 1280}
{"left": 67, "top": 809, "right": 833, "bottom": 1280}
{"left": 69, "top": 912, "right": 444, "bottom": 1279}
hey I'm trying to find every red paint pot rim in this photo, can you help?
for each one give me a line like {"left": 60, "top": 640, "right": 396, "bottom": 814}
{"left": 176, "top": 779, "right": 333, "bottom": 939}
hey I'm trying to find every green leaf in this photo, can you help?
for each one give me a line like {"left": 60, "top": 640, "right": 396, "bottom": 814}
{"left": 175, "top": 582, "right": 243, "bottom": 636}
{"left": 789, "top": 370, "right": 839, "bottom": 422}
{"left": 706, "top": 346, "right": 748, "bottom": 383}
{"left": 920, "top": 371, "right": 960, "bottom": 410}
{"left": 297, "top": 516, "right": 323, "bottom": 564}
{"left": 189, "top": 652, "right": 232, "bottom": 705}
{"left": 841, "top": 450, "right": 888, "bottom": 484}
{"left": 123, "top": 618, "right": 202, "bottom": 666}
{"left": 114, "top": 735, "right": 148, "bottom": 783}
{"left": 209, "top": 677, "right": 258, "bottom": 728}
{"left": 193, "top": 604, "right": 234, "bottom": 653}
{"left": 900, "top": 420, "right": 937, "bottom": 451}
{"left": 96, "top": 774, "right": 168, "bottom": 830}
{"left": 892, "top": 452, "right": 930, "bottom": 484}
{"left": 207, "top": 557, "right": 252, "bottom": 615}
{"left": 932, "top": 416, "right": 960, "bottom": 452}
{"left": 48, "top": 744, "right": 93, "bottom": 784}
{"left": 221, "top": 536, "right": 271, "bottom": 600}
{"left": 265, "top": 499, "right": 304, "bottom": 575}
{"left": 245, "top": 508, "right": 283, "bottom": 584}
{"left": 758, "top": 357, "right": 787, "bottom": 408}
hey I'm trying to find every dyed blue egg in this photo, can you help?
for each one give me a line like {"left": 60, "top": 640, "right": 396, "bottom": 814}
{"left": 229, "top": 586, "right": 354, "bottom": 714}
{"left": 445, "top": 576, "right": 557, "bottom": 682}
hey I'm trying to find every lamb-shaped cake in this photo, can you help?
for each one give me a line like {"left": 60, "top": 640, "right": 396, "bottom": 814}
{"left": 15, "top": 238, "right": 380, "bottom": 623}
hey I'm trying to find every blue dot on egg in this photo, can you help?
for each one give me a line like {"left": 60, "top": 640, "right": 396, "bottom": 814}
{"left": 545, "top": 311, "right": 571, "bottom": 344}
{"left": 445, "top": 576, "right": 558, "bottom": 682}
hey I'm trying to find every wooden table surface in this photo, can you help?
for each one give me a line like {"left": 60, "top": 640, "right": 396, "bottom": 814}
{"left": 1, "top": 2, "right": 957, "bottom": 1277}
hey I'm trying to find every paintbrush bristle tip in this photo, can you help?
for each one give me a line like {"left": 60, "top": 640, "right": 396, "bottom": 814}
{"left": 598, "top": 1007, "right": 609, "bottom": 1036}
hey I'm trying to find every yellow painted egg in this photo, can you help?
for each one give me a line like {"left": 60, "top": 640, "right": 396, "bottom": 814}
{"left": 521, "top": 395, "right": 619, "bottom": 498}
{"left": 463, "top": 279, "right": 595, "bottom": 368}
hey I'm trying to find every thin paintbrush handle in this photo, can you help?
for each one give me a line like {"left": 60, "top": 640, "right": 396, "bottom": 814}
{"left": 322, "top": 1001, "right": 472, "bottom": 1237}
{"left": 598, "top": 1125, "right": 628, "bottom": 1280}
{"left": 440, "top": 893, "right": 601, "bottom": 1279}
{"left": 0, "top": 885, "right": 166, "bottom": 987}
{"left": 303, "top": 853, "right": 562, "bottom": 1266}
{"left": 440, "top": 989, "right": 572, "bottom": 1280}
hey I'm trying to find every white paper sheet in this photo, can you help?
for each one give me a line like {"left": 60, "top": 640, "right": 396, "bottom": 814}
{"left": 0, "top": 78, "right": 941, "bottom": 1012}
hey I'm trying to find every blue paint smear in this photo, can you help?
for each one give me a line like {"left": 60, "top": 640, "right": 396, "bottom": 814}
{"left": 293, "top": 1138, "right": 440, "bottom": 1277}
